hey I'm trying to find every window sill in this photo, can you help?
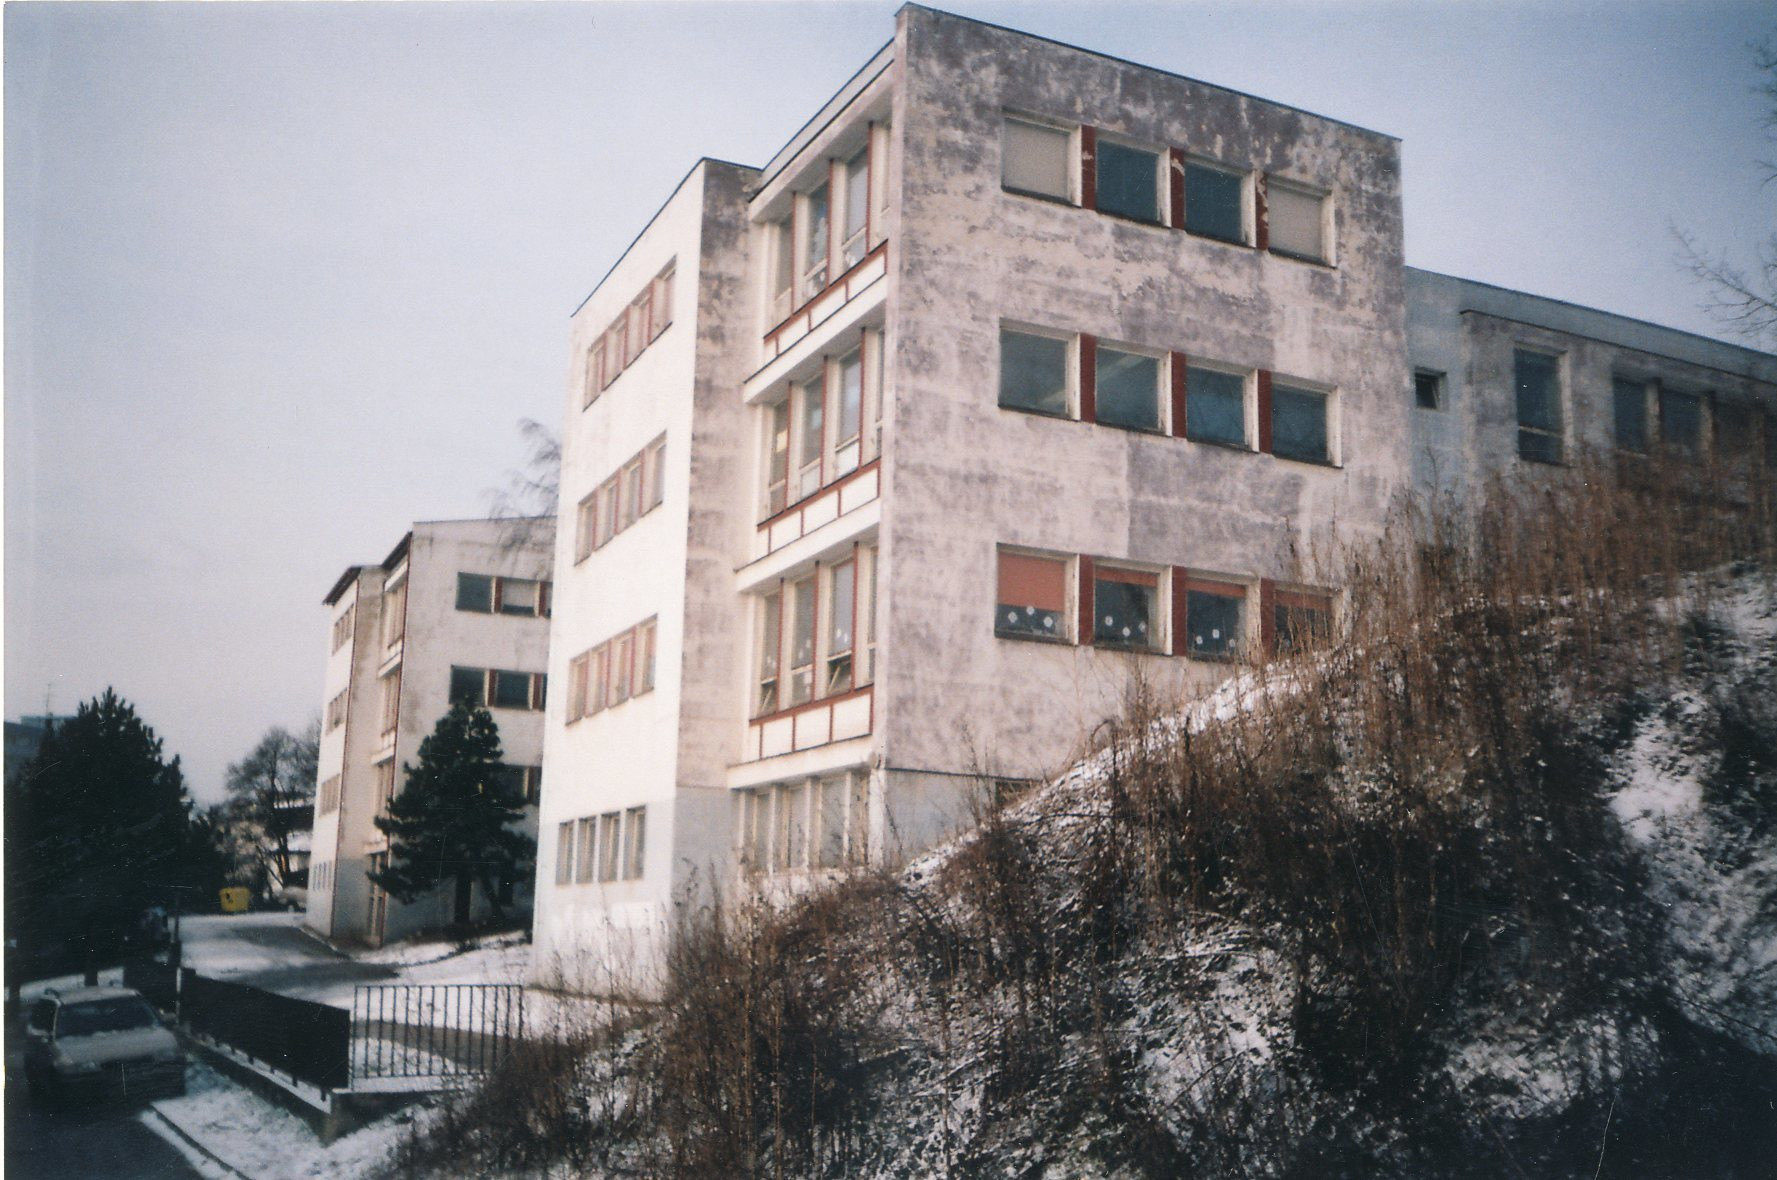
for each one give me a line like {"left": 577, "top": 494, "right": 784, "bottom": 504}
{"left": 999, "top": 402, "right": 1074, "bottom": 423}
{"left": 995, "top": 629, "right": 1072, "bottom": 646}
{"left": 1002, "top": 185, "right": 1076, "bottom": 207}
{"left": 1267, "top": 247, "right": 1334, "bottom": 268}
{"left": 1270, "top": 452, "right": 1341, "bottom": 470}
{"left": 1096, "top": 208, "right": 1168, "bottom": 230}
{"left": 1184, "top": 227, "right": 1252, "bottom": 249}
{"left": 1184, "top": 649, "right": 1239, "bottom": 664}
{"left": 1090, "top": 640, "right": 1165, "bottom": 655}
{"left": 1187, "top": 436, "right": 1256, "bottom": 454}
{"left": 1095, "top": 418, "right": 1167, "bottom": 437}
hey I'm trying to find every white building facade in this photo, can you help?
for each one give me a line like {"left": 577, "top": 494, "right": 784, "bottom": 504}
{"left": 307, "top": 519, "right": 553, "bottom": 946}
{"left": 534, "top": 6, "right": 1418, "bottom": 993}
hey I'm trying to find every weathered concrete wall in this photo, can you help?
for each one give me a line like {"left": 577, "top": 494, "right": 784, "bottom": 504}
{"left": 307, "top": 566, "right": 383, "bottom": 941}
{"left": 1407, "top": 268, "right": 1777, "bottom": 501}
{"left": 879, "top": 6, "right": 1410, "bottom": 793}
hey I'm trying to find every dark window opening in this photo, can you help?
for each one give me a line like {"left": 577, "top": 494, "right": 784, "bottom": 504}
{"left": 1271, "top": 384, "right": 1329, "bottom": 464}
{"left": 1613, "top": 377, "right": 1648, "bottom": 453}
{"left": 1095, "top": 348, "right": 1161, "bottom": 431}
{"left": 1096, "top": 141, "right": 1161, "bottom": 223}
{"left": 1414, "top": 370, "right": 1444, "bottom": 410}
{"left": 1187, "top": 367, "right": 1246, "bottom": 447}
{"left": 1000, "top": 330, "right": 1069, "bottom": 417}
{"left": 456, "top": 573, "right": 493, "bottom": 613}
{"left": 1514, "top": 349, "right": 1563, "bottom": 464}
{"left": 1185, "top": 162, "right": 1244, "bottom": 243}
{"left": 1093, "top": 570, "right": 1158, "bottom": 649}
{"left": 1185, "top": 588, "right": 1243, "bottom": 659}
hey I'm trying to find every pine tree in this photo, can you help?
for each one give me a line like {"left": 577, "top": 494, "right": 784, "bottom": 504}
{"left": 4, "top": 689, "right": 201, "bottom": 973}
{"left": 369, "top": 701, "right": 534, "bottom": 929}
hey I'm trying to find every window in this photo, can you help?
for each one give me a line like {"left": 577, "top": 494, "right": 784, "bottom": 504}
{"left": 1273, "top": 589, "right": 1333, "bottom": 655}
{"left": 1000, "top": 328, "right": 1070, "bottom": 416}
{"left": 326, "top": 691, "right": 348, "bottom": 732}
{"left": 816, "top": 774, "right": 869, "bottom": 869}
{"left": 788, "top": 576, "right": 816, "bottom": 707}
{"left": 996, "top": 550, "right": 1068, "bottom": 640}
{"left": 620, "top": 458, "right": 644, "bottom": 530}
{"left": 379, "top": 670, "right": 401, "bottom": 735}
{"left": 826, "top": 560, "right": 855, "bottom": 695}
{"left": 331, "top": 605, "right": 355, "bottom": 653}
{"left": 1271, "top": 382, "right": 1330, "bottom": 464}
{"left": 1187, "top": 366, "right": 1248, "bottom": 447}
{"left": 764, "top": 399, "right": 791, "bottom": 516}
{"left": 492, "top": 669, "right": 533, "bottom": 710}
{"left": 622, "top": 807, "right": 647, "bottom": 880}
{"left": 1183, "top": 579, "right": 1245, "bottom": 660}
{"left": 1185, "top": 160, "right": 1246, "bottom": 244}
{"left": 584, "top": 341, "right": 605, "bottom": 407}
{"left": 375, "top": 760, "right": 397, "bottom": 814}
{"left": 758, "top": 591, "right": 782, "bottom": 715}
{"left": 382, "top": 579, "right": 408, "bottom": 648}
{"left": 1414, "top": 370, "right": 1445, "bottom": 410}
{"left": 567, "top": 653, "right": 589, "bottom": 720}
{"left": 860, "top": 548, "right": 878, "bottom": 685}
{"left": 575, "top": 817, "right": 597, "bottom": 884}
{"left": 801, "top": 183, "right": 830, "bottom": 301}
{"left": 450, "top": 665, "right": 486, "bottom": 706}
{"left": 1002, "top": 116, "right": 1071, "bottom": 201}
{"left": 1096, "top": 140, "right": 1161, "bottom": 223}
{"left": 841, "top": 149, "right": 870, "bottom": 268}
{"left": 769, "top": 217, "right": 794, "bottom": 323}
{"left": 797, "top": 376, "right": 824, "bottom": 498}
{"left": 1092, "top": 566, "right": 1160, "bottom": 650}
{"left": 646, "top": 436, "right": 667, "bottom": 510}
{"left": 590, "top": 646, "right": 609, "bottom": 715}
{"left": 1660, "top": 388, "right": 1705, "bottom": 456}
{"left": 638, "top": 619, "right": 658, "bottom": 694}
{"left": 1716, "top": 403, "right": 1762, "bottom": 466}
{"left": 834, "top": 350, "right": 863, "bottom": 476}
{"left": 626, "top": 293, "right": 650, "bottom": 364}
{"left": 318, "top": 774, "right": 342, "bottom": 815}
{"left": 737, "top": 774, "right": 868, "bottom": 875}
{"left": 650, "top": 267, "right": 673, "bottom": 341}
{"left": 1095, "top": 346, "right": 1162, "bottom": 432}
{"left": 575, "top": 491, "right": 596, "bottom": 561}
{"left": 1266, "top": 179, "right": 1326, "bottom": 261}
{"left": 456, "top": 573, "right": 493, "bottom": 613}
{"left": 611, "top": 633, "right": 634, "bottom": 705}
{"left": 555, "top": 822, "right": 575, "bottom": 885}
{"left": 1613, "top": 377, "right": 1649, "bottom": 453}
{"left": 597, "top": 813, "right": 622, "bottom": 883}
{"left": 1514, "top": 349, "right": 1564, "bottom": 464}
{"left": 498, "top": 577, "right": 545, "bottom": 617}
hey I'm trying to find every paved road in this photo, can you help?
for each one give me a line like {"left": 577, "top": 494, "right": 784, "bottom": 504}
{"left": 3, "top": 1025, "right": 204, "bottom": 1180}
{"left": 179, "top": 911, "right": 397, "bottom": 1001}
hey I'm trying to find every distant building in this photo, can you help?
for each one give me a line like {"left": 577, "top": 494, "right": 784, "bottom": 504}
{"left": 1407, "top": 268, "right": 1777, "bottom": 501}
{"left": 306, "top": 519, "right": 553, "bottom": 946}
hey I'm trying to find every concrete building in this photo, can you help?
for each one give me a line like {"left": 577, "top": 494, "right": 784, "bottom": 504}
{"left": 533, "top": 5, "right": 1415, "bottom": 992}
{"left": 1407, "top": 268, "right": 1777, "bottom": 501}
{"left": 307, "top": 519, "right": 553, "bottom": 946}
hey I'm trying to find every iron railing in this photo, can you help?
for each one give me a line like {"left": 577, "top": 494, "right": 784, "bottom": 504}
{"left": 180, "top": 970, "right": 351, "bottom": 1092}
{"left": 350, "top": 983, "right": 525, "bottom": 1082}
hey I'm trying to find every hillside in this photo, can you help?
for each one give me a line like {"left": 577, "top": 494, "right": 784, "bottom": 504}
{"left": 394, "top": 478, "right": 1777, "bottom": 1180}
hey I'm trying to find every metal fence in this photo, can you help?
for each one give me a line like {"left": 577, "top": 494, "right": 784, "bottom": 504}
{"left": 351, "top": 983, "right": 525, "bottom": 1082}
{"left": 180, "top": 969, "right": 351, "bottom": 1092}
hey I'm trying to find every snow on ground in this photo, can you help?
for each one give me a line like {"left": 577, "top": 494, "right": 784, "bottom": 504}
{"left": 143, "top": 1060, "right": 429, "bottom": 1180}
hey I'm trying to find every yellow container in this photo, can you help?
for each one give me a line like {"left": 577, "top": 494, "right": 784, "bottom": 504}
{"left": 218, "top": 886, "right": 251, "bottom": 914}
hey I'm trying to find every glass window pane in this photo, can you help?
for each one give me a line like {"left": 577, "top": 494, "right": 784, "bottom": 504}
{"left": 997, "top": 552, "right": 1067, "bottom": 638}
{"left": 1093, "top": 576, "right": 1156, "bottom": 648}
{"left": 1414, "top": 371, "right": 1443, "bottom": 410}
{"left": 1186, "top": 590, "right": 1242, "bottom": 658}
{"left": 493, "top": 670, "right": 531, "bottom": 709}
{"left": 1514, "top": 350, "right": 1561, "bottom": 432}
{"left": 771, "top": 220, "right": 793, "bottom": 300}
{"left": 499, "top": 578, "right": 539, "bottom": 615}
{"left": 1274, "top": 599, "right": 1331, "bottom": 655}
{"left": 1185, "top": 162, "right": 1245, "bottom": 243}
{"left": 456, "top": 573, "right": 493, "bottom": 613}
{"left": 1660, "top": 389, "right": 1703, "bottom": 454}
{"left": 1096, "top": 141, "right": 1159, "bottom": 223}
{"left": 798, "top": 379, "right": 824, "bottom": 479}
{"left": 1187, "top": 368, "right": 1246, "bottom": 446}
{"left": 1003, "top": 118, "right": 1070, "bottom": 199}
{"left": 802, "top": 184, "right": 829, "bottom": 298}
{"left": 1267, "top": 183, "right": 1324, "bottom": 260}
{"left": 1613, "top": 378, "right": 1648, "bottom": 452}
{"left": 790, "top": 578, "right": 815, "bottom": 705}
{"left": 783, "top": 783, "right": 808, "bottom": 870}
{"left": 817, "top": 777, "right": 848, "bottom": 868}
{"left": 1000, "top": 330, "right": 1069, "bottom": 416}
{"left": 1095, "top": 348, "right": 1160, "bottom": 431}
{"left": 828, "top": 563, "right": 855, "bottom": 656}
{"left": 1271, "top": 384, "right": 1328, "bottom": 463}
{"left": 843, "top": 150, "right": 869, "bottom": 259}
{"left": 837, "top": 352, "right": 862, "bottom": 445}
{"left": 450, "top": 666, "right": 485, "bottom": 706}
{"left": 576, "top": 818, "right": 597, "bottom": 883}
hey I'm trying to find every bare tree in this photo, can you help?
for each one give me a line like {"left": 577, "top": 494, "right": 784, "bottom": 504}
{"left": 1675, "top": 37, "right": 1777, "bottom": 347}
{"left": 222, "top": 721, "right": 319, "bottom": 889}
{"left": 486, "top": 418, "right": 561, "bottom": 552}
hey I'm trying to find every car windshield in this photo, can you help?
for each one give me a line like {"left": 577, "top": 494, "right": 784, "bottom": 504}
{"left": 56, "top": 997, "right": 159, "bottom": 1037}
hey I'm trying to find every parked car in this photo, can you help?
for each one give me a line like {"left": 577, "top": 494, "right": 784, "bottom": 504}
{"left": 22, "top": 985, "right": 186, "bottom": 1105}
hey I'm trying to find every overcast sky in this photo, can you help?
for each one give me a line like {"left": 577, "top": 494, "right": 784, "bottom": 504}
{"left": 7, "top": 1, "right": 1773, "bottom": 805}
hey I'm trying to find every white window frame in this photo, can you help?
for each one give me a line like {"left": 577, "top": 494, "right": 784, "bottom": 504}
{"left": 1000, "top": 112, "right": 1076, "bottom": 204}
